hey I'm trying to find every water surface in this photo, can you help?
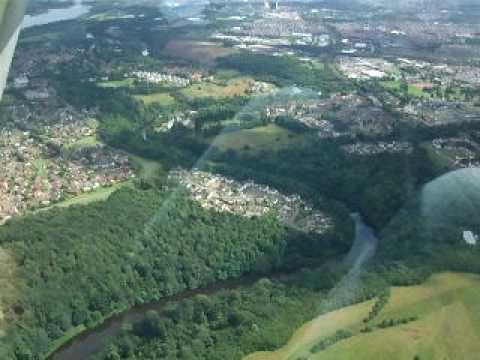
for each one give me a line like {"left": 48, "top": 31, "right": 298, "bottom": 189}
{"left": 22, "top": 0, "right": 90, "bottom": 29}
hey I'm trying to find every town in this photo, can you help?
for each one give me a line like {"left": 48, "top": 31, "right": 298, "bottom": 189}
{"left": 170, "top": 169, "right": 333, "bottom": 235}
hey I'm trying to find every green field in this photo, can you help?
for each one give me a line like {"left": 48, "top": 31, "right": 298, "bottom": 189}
{"left": 245, "top": 272, "right": 480, "bottom": 360}
{"left": 98, "top": 78, "right": 135, "bottom": 88}
{"left": 381, "top": 80, "right": 429, "bottom": 98}
{"left": 64, "top": 135, "right": 101, "bottom": 150}
{"left": 181, "top": 77, "right": 255, "bottom": 98}
{"left": 134, "top": 92, "right": 175, "bottom": 105}
{"left": 212, "top": 124, "right": 302, "bottom": 153}
{"left": 35, "top": 182, "right": 131, "bottom": 213}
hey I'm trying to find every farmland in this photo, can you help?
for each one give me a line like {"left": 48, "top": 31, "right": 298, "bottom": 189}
{"left": 245, "top": 272, "right": 480, "bottom": 360}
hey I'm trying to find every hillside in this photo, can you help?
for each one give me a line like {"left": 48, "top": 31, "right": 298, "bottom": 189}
{"left": 245, "top": 272, "right": 480, "bottom": 360}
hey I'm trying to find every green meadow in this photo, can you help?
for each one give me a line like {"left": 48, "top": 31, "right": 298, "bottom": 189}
{"left": 246, "top": 272, "right": 480, "bottom": 360}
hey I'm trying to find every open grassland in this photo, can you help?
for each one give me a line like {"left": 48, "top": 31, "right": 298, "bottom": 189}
{"left": 134, "top": 92, "right": 175, "bottom": 106}
{"left": 245, "top": 272, "right": 480, "bottom": 360}
{"left": 35, "top": 182, "right": 131, "bottom": 213}
{"left": 181, "top": 77, "right": 255, "bottom": 98}
{"left": 98, "top": 78, "right": 135, "bottom": 88}
{"left": 212, "top": 124, "right": 303, "bottom": 154}
{"left": 381, "top": 80, "right": 429, "bottom": 98}
{"left": 244, "top": 300, "right": 374, "bottom": 360}
{"left": 64, "top": 135, "right": 102, "bottom": 150}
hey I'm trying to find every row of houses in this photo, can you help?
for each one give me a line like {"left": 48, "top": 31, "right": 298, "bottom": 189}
{"left": 170, "top": 169, "right": 333, "bottom": 235}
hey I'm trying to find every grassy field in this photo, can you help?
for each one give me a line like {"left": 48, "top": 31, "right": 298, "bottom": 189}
{"left": 35, "top": 182, "right": 131, "bottom": 213}
{"left": 64, "top": 135, "right": 101, "bottom": 150}
{"left": 134, "top": 92, "right": 175, "bottom": 106}
{"left": 98, "top": 78, "right": 135, "bottom": 88}
{"left": 381, "top": 80, "right": 429, "bottom": 98}
{"left": 245, "top": 272, "right": 480, "bottom": 360}
{"left": 181, "top": 77, "right": 254, "bottom": 98}
{"left": 211, "top": 124, "right": 302, "bottom": 154}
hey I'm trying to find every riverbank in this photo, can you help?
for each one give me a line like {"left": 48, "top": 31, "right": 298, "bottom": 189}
{"left": 47, "top": 214, "right": 372, "bottom": 360}
{"left": 49, "top": 273, "right": 286, "bottom": 360}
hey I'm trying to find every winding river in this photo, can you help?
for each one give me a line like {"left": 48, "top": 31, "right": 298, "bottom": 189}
{"left": 22, "top": 0, "right": 90, "bottom": 29}
{"left": 50, "top": 214, "right": 379, "bottom": 360}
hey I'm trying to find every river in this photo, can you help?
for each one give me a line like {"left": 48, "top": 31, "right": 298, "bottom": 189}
{"left": 22, "top": 0, "right": 90, "bottom": 29}
{"left": 50, "top": 214, "right": 379, "bottom": 360}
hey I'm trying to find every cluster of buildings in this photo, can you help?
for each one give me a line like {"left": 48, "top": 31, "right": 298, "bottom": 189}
{"left": 263, "top": 93, "right": 394, "bottom": 136}
{"left": 0, "top": 127, "right": 134, "bottom": 224}
{"left": 170, "top": 169, "right": 333, "bottom": 235}
{"left": 397, "top": 58, "right": 480, "bottom": 88}
{"left": 341, "top": 141, "right": 413, "bottom": 155}
{"left": 155, "top": 111, "right": 196, "bottom": 133}
{"left": 403, "top": 99, "right": 480, "bottom": 126}
{"left": 431, "top": 137, "right": 480, "bottom": 168}
{"left": 131, "top": 71, "right": 201, "bottom": 87}
{"left": 337, "top": 57, "right": 396, "bottom": 80}
{"left": 211, "top": 4, "right": 331, "bottom": 54}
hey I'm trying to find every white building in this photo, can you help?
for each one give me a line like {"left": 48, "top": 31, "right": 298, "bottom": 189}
{"left": 13, "top": 75, "right": 29, "bottom": 89}
{"left": 463, "top": 230, "right": 478, "bottom": 246}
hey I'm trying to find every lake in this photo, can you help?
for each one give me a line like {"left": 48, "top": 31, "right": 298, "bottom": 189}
{"left": 22, "top": 0, "right": 90, "bottom": 29}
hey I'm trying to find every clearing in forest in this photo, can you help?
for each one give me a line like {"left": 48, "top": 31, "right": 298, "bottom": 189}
{"left": 212, "top": 124, "right": 303, "bottom": 154}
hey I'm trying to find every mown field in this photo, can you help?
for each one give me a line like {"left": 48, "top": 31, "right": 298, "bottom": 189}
{"left": 245, "top": 272, "right": 480, "bottom": 360}
{"left": 97, "top": 78, "right": 135, "bottom": 88}
{"left": 380, "top": 80, "right": 429, "bottom": 98}
{"left": 133, "top": 91, "right": 175, "bottom": 105}
{"left": 211, "top": 124, "right": 303, "bottom": 154}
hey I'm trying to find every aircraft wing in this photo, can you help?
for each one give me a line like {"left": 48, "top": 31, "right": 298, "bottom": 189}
{"left": 0, "top": 0, "right": 28, "bottom": 100}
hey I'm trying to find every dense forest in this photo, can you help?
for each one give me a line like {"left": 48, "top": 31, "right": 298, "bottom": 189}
{"left": 217, "top": 53, "right": 352, "bottom": 96}
{"left": 93, "top": 270, "right": 383, "bottom": 360}
{"left": 206, "top": 141, "right": 443, "bottom": 230}
{"left": 0, "top": 185, "right": 351, "bottom": 360}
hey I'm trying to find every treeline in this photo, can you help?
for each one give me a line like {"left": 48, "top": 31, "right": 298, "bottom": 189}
{"left": 96, "top": 278, "right": 321, "bottom": 360}
{"left": 94, "top": 265, "right": 406, "bottom": 360}
{"left": 310, "top": 329, "right": 353, "bottom": 353}
{"left": 0, "top": 186, "right": 347, "bottom": 359}
{"left": 206, "top": 140, "right": 443, "bottom": 230}
{"left": 217, "top": 53, "right": 352, "bottom": 95}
